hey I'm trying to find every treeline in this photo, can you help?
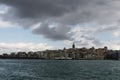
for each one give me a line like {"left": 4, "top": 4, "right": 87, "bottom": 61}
{"left": 0, "top": 51, "right": 46, "bottom": 59}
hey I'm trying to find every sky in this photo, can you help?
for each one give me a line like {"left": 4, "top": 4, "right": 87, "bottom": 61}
{"left": 0, "top": 0, "right": 120, "bottom": 53}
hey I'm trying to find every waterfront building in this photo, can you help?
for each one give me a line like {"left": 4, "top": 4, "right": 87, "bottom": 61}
{"left": 10, "top": 52, "right": 16, "bottom": 58}
{"left": 3, "top": 53, "right": 9, "bottom": 58}
{"left": 27, "top": 51, "right": 34, "bottom": 58}
{"left": 17, "top": 52, "right": 27, "bottom": 58}
{"left": 93, "top": 47, "right": 108, "bottom": 59}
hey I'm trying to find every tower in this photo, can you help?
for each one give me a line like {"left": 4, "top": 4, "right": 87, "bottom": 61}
{"left": 72, "top": 42, "right": 75, "bottom": 49}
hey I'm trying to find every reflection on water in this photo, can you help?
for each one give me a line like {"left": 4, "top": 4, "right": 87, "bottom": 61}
{"left": 0, "top": 60, "right": 120, "bottom": 80}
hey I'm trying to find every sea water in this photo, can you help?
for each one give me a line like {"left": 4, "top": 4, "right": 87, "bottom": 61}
{"left": 0, "top": 59, "right": 119, "bottom": 80}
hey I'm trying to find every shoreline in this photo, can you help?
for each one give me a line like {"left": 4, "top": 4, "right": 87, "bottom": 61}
{"left": 0, "top": 58, "right": 119, "bottom": 61}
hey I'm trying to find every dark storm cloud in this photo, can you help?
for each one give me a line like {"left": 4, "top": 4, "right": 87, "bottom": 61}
{"left": 0, "top": 0, "right": 118, "bottom": 41}
{"left": 0, "top": 0, "right": 92, "bottom": 40}
{"left": 32, "top": 23, "right": 71, "bottom": 40}
{"left": 0, "top": 0, "right": 82, "bottom": 19}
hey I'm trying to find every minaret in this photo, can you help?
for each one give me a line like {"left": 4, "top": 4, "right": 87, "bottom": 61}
{"left": 72, "top": 42, "right": 75, "bottom": 49}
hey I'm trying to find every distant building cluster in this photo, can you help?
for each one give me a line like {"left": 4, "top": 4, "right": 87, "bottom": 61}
{"left": 0, "top": 43, "right": 120, "bottom": 60}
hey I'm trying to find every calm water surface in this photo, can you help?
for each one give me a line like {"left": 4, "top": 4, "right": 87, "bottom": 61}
{"left": 0, "top": 60, "right": 120, "bottom": 80}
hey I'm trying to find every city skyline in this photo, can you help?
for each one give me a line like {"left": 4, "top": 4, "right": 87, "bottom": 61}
{"left": 0, "top": 0, "right": 120, "bottom": 53}
{"left": 0, "top": 43, "right": 119, "bottom": 60}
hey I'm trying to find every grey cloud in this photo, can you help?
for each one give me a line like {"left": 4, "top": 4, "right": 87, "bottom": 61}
{"left": 82, "top": 34, "right": 102, "bottom": 45}
{"left": 93, "top": 25, "right": 120, "bottom": 34}
{"left": 0, "top": 0, "right": 82, "bottom": 19}
{"left": 32, "top": 23, "right": 71, "bottom": 40}
{"left": 73, "top": 35, "right": 102, "bottom": 48}
{"left": 92, "top": 39, "right": 102, "bottom": 47}
{"left": 0, "top": 0, "right": 119, "bottom": 41}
